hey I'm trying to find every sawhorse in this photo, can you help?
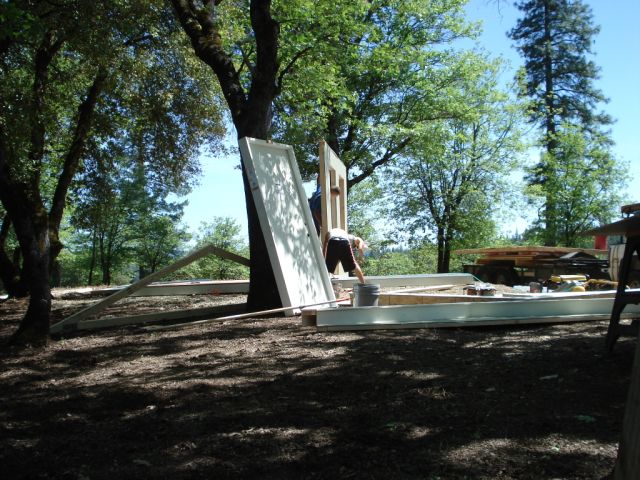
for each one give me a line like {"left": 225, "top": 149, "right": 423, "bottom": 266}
{"left": 606, "top": 234, "right": 640, "bottom": 352}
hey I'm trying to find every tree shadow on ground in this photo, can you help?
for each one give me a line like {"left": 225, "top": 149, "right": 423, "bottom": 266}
{"left": 0, "top": 315, "right": 634, "bottom": 480}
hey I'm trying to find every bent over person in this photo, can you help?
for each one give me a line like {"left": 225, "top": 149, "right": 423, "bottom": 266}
{"left": 323, "top": 228, "right": 366, "bottom": 284}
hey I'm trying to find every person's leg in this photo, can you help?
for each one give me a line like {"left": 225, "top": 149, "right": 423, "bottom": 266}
{"left": 325, "top": 240, "right": 340, "bottom": 273}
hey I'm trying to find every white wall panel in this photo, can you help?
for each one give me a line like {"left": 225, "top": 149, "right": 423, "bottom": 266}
{"left": 240, "top": 138, "right": 336, "bottom": 314}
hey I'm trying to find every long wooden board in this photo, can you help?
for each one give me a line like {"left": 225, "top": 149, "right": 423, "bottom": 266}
{"left": 331, "top": 273, "right": 474, "bottom": 289}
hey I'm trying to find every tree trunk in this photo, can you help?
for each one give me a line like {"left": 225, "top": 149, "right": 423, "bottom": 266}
{"left": 436, "top": 226, "right": 446, "bottom": 274}
{"left": 613, "top": 332, "right": 640, "bottom": 479}
{"left": 8, "top": 209, "right": 51, "bottom": 346}
{"left": 49, "top": 69, "right": 107, "bottom": 267}
{"left": 88, "top": 230, "right": 97, "bottom": 285}
{"left": 171, "top": 0, "right": 282, "bottom": 312}
{"left": 0, "top": 216, "right": 29, "bottom": 297}
{"left": 542, "top": 0, "right": 558, "bottom": 247}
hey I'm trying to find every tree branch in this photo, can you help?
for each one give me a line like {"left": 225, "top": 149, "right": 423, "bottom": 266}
{"left": 48, "top": 68, "right": 108, "bottom": 262}
{"left": 170, "top": 0, "right": 247, "bottom": 125}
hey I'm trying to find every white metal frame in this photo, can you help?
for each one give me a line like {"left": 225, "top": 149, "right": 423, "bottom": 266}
{"left": 316, "top": 297, "right": 640, "bottom": 331}
{"left": 239, "top": 137, "right": 336, "bottom": 315}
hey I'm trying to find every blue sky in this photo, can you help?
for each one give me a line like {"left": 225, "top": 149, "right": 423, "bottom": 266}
{"left": 179, "top": 0, "right": 639, "bottom": 238}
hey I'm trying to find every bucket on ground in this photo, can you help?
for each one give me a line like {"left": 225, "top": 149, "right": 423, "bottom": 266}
{"left": 353, "top": 283, "right": 380, "bottom": 307}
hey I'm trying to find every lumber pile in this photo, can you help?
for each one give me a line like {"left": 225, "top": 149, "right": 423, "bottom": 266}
{"left": 454, "top": 246, "right": 607, "bottom": 268}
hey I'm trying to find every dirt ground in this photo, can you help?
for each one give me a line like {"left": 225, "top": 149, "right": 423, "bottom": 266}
{"left": 0, "top": 288, "right": 635, "bottom": 480}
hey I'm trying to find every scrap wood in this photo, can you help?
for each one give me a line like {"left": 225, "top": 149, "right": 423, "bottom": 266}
{"left": 52, "top": 304, "right": 245, "bottom": 333}
{"left": 143, "top": 297, "right": 350, "bottom": 332}
{"left": 385, "top": 284, "right": 457, "bottom": 295}
{"left": 455, "top": 246, "right": 607, "bottom": 257}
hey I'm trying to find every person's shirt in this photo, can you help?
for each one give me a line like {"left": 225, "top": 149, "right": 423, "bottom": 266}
{"left": 328, "top": 228, "right": 355, "bottom": 244}
{"left": 308, "top": 188, "right": 322, "bottom": 234}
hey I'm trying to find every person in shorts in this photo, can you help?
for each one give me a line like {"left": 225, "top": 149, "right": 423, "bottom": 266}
{"left": 323, "top": 228, "right": 366, "bottom": 284}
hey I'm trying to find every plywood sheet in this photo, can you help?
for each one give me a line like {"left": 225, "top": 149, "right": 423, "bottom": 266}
{"left": 239, "top": 138, "right": 336, "bottom": 314}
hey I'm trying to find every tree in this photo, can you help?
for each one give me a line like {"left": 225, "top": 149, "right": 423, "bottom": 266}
{"left": 524, "top": 124, "right": 627, "bottom": 246}
{"left": 509, "top": 0, "right": 618, "bottom": 245}
{"left": 172, "top": 0, "right": 400, "bottom": 310}
{"left": 135, "top": 216, "right": 190, "bottom": 277}
{"left": 170, "top": 0, "right": 286, "bottom": 311}
{"left": 70, "top": 158, "right": 191, "bottom": 285}
{"left": 0, "top": 1, "right": 225, "bottom": 345}
{"left": 272, "top": 0, "right": 480, "bottom": 189}
{"left": 175, "top": 217, "right": 249, "bottom": 281}
{"left": 387, "top": 62, "right": 524, "bottom": 272}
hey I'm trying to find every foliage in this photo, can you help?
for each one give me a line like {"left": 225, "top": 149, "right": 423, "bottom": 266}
{"left": 509, "top": 0, "right": 610, "bottom": 130}
{"left": 523, "top": 124, "right": 627, "bottom": 246}
{"left": 346, "top": 175, "right": 387, "bottom": 246}
{"left": 386, "top": 60, "right": 524, "bottom": 272}
{"left": 173, "top": 217, "right": 249, "bottom": 281}
{"left": 272, "top": 0, "right": 482, "bottom": 187}
{"left": 508, "top": 0, "right": 623, "bottom": 245}
{"left": 362, "top": 249, "right": 420, "bottom": 277}
{"left": 0, "top": 0, "right": 225, "bottom": 294}
{"left": 69, "top": 159, "right": 191, "bottom": 285}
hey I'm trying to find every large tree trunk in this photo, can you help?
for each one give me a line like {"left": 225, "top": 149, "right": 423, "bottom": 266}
{"left": 49, "top": 69, "right": 107, "bottom": 266}
{"left": 239, "top": 146, "right": 281, "bottom": 310}
{"left": 8, "top": 208, "right": 51, "bottom": 346}
{"left": 171, "top": 0, "right": 282, "bottom": 311}
{"left": 542, "top": 0, "right": 558, "bottom": 247}
{"left": 0, "top": 216, "right": 29, "bottom": 297}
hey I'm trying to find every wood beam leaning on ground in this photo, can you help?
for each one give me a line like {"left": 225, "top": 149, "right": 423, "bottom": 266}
{"left": 50, "top": 244, "right": 249, "bottom": 334}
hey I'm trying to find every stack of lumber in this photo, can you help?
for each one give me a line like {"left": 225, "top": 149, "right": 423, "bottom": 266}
{"left": 454, "top": 246, "right": 607, "bottom": 268}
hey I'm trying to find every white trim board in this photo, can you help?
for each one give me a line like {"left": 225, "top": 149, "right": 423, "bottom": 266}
{"left": 50, "top": 244, "right": 239, "bottom": 333}
{"left": 100, "top": 280, "right": 250, "bottom": 296}
{"left": 239, "top": 137, "right": 336, "bottom": 315}
{"left": 332, "top": 273, "right": 475, "bottom": 289}
{"left": 316, "top": 297, "right": 640, "bottom": 331}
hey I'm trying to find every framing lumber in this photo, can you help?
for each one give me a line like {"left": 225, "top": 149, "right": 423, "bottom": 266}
{"left": 316, "top": 297, "right": 640, "bottom": 332}
{"left": 378, "top": 293, "right": 513, "bottom": 306}
{"left": 385, "top": 285, "right": 457, "bottom": 295}
{"left": 332, "top": 273, "right": 474, "bottom": 289}
{"left": 144, "top": 297, "right": 349, "bottom": 332}
{"left": 50, "top": 244, "right": 248, "bottom": 333}
{"left": 319, "top": 140, "right": 348, "bottom": 274}
{"left": 57, "top": 303, "right": 245, "bottom": 332}
{"left": 502, "top": 290, "right": 617, "bottom": 299}
{"left": 99, "top": 279, "right": 250, "bottom": 297}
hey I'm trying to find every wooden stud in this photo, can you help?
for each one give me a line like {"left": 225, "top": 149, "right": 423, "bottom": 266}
{"left": 50, "top": 244, "right": 249, "bottom": 333}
